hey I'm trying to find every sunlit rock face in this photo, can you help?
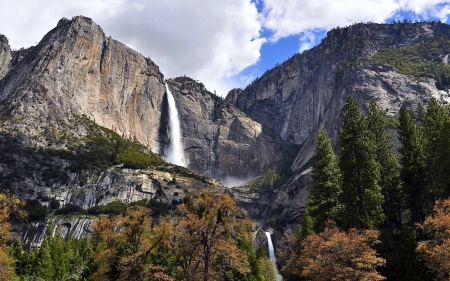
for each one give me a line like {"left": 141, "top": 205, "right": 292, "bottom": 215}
{"left": 0, "top": 16, "right": 166, "bottom": 151}
{"left": 0, "top": 34, "right": 11, "bottom": 79}
{"left": 165, "top": 77, "right": 292, "bottom": 180}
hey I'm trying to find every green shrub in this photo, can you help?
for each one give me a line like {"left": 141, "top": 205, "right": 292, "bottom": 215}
{"left": 55, "top": 204, "right": 86, "bottom": 215}
{"left": 87, "top": 200, "right": 128, "bottom": 215}
{"left": 24, "top": 199, "right": 49, "bottom": 221}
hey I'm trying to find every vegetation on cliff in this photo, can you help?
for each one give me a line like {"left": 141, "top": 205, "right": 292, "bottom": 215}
{"left": 371, "top": 36, "right": 450, "bottom": 90}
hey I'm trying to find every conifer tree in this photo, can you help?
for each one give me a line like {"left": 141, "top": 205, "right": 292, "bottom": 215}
{"left": 367, "top": 101, "right": 402, "bottom": 233}
{"left": 309, "top": 126, "right": 342, "bottom": 232}
{"left": 339, "top": 96, "right": 384, "bottom": 229}
{"left": 438, "top": 117, "right": 450, "bottom": 197}
{"left": 399, "top": 107, "right": 427, "bottom": 224}
{"left": 423, "top": 98, "right": 447, "bottom": 200}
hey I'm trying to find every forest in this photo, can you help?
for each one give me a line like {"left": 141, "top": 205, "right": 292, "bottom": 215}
{"left": 0, "top": 190, "right": 275, "bottom": 281}
{"left": 277, "top": 96, "right": 450, "bottom": 280}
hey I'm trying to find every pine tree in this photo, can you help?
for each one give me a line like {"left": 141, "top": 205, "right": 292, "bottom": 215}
{"left": 438, "top": 117, "right": 450, "bottom": 197}
{"left": 367, "top": 101, "right": 402, "bottom": 233}
{"left": 423, "top": 98, "right": 447, "bottom": 200}
{"left": 399, "top": 107, "right": 427, "bottom": 224}
{"left": 339, "top": 96, "right": 384, "bottom": 229}
{"left": 309, "top": 126, "right": 342, "bottom": 233}
{"left": 36, "top": 235, "right": 55, "bottom": 280}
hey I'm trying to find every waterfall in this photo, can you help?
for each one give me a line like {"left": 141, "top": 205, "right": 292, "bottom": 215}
{"left": 165, "top": 83, "right": 186, "bottom": 167}
{"left": 265, "top": 231, "right": 283, "bottom": 281}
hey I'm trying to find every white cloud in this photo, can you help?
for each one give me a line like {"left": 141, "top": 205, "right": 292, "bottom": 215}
{"left": 0, "top": 0, "right": 264, "bottom": 96}
{"left": 299, "top": 31, "right": 317, "bottom": 53}
{"left": 261, "top": 0, "right": 450, "bottom": 42}
{"left": 1, "top": 0, "right": 450, "bottom": 96}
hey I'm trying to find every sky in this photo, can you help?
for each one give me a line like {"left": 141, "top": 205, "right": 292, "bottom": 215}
{"left": 1, "top": 1, "right": 450, "bottom": 97}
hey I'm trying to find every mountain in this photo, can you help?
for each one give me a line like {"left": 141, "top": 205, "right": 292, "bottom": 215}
{"left": 228, "top": 21, "right": 450, "bottom": 231}
{"left": 2, "top": 16, "right": 450, "bottom": 242}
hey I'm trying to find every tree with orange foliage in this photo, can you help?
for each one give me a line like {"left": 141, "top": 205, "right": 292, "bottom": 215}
{"left": 165, "top": 189, "right": 251, "bottom": 281}
{"left": 91, "top": 205, "right": 172, "bottom": 281}
{"left": 0, "top": 192, "right": 26, "bottom": 280}
{"left": 417, "top": 198, "right": 450, "bottom": 279}
{"left": 297, "top": 221, "right": 385, "bottom": 281}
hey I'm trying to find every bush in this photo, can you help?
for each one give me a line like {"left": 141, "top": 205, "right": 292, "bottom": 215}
{"left": 24, "top": 199, "right": 49, "bottom": 221}
{"left": 49, "top": 198, "right": 60, "bottom": 209}
{"left": 87, "top": 200, "right": 128, "bottom": 215}
{"left": 55, "top": 204, "right": 86, "bottom": 215}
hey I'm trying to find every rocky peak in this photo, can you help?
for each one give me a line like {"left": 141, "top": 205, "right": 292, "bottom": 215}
{"left": 225, "top": 88, "right": 243, "bottom": 105}
{"left": 0, "top": 15, "right": 166, "bottom": 151}
{"left": 0, "top": 34, "right": 11, "bottom": 79}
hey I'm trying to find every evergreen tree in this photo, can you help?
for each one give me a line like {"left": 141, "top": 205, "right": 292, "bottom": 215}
{"left": 309, "top": 126, "right": 342, "bottom": 233}
{"left": 367, "top": 101, "right": 402, "bottom": 233}
{"left": 339, "top": 96, "right": 384, "bottom": 229}
{"left": 423, "top": 98, "right": 447, "bottom": 200}
{"left": 438, "top": 116, "right": 450, "bottom": 197}
{"left": 36, "top": 236, "right": 55, "bottom": 280}
{"left": 399, "top": 107, "right": 427, "bottom": 224}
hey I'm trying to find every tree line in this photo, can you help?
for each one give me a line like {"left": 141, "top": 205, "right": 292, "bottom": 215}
{"left": 0, "top": 190, "right": 276, "bottom": 281}
{"left": 278, "top": 96, "right": 450, "bottom": 280}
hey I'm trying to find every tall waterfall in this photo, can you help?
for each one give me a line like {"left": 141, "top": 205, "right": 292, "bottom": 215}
{"left": 265, "top": 232, "right": 283, "bottom": 281}
{"left": 165, "top": 83, "right": 186, "bottom": 167}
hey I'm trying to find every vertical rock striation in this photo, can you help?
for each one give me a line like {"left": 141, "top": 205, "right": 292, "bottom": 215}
{"left": 0, "top": 34, "right": 11, "bottom": 79}
{"left": 0, "top": 16, "right": 165, "bottom": 151}
{"left": 165, "top": 77, "right": 292, "bottom": 180}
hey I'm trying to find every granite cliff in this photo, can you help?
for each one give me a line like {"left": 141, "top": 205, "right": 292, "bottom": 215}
{"left": 228, "top": 21, "right": 450, "bottom": 233}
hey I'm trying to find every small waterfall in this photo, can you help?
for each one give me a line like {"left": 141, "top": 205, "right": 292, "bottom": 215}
{"left": 265, "top": 231, "right": 283, "bottom": 281}
{"left": 165, "top": 83, "right": 186, "bottom": 167}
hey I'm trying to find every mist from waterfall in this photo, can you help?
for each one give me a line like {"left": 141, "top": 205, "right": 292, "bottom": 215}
{"left": 265, "top": 232, "right": 283, "bottom": 281}
{"left": 165, "top": 83, "right": 186, "bottom": 167}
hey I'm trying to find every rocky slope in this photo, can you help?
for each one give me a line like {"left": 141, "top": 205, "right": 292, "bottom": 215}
{"left": 229, "top": 21, "right": 450, "bottom": 232}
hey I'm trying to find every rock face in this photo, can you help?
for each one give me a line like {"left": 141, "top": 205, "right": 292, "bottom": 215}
{"left": 229, "top": 21, "right": 450, "bottom": 230}
{"left": 0, "top": 34, "right": 11, "bottom": 79}
{"left": 0, "top": 16, "right": 166, "bottom": 151}
{"left": 0, "top": 16, "right": 288, "bottom": 181}
{"left": 164, "top": 77, "right": 292, "bottom": 180}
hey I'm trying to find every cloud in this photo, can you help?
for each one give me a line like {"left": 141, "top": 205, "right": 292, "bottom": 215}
{"left": 261, "top": 0, "right": 450, "bottom": 42}
{"left": 2, "top": 1, "right": 450, "bottom": 96}
{"left": 0, "top": 0, "right": 264, "bottom": 96}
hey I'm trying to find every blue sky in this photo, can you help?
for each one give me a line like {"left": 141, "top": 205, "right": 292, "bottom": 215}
{"left": 1, "top": 0, "right": 450, "bottom": 96}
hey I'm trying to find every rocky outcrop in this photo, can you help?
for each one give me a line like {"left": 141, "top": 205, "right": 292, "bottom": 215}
{"left": 0, "top": 34, "right": 11, "bottom": 79}
{"left": 165, "top": 77, "right": 292, "bottom": 180}
{"left": 0, "top": 16, "right": 166, "bottom": 151}
{"left": 19, "top": 217, "right": 94, "bottom": 248}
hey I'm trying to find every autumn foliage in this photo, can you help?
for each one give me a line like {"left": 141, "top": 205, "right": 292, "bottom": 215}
{"left": 0, "top": 193, "right": 26, "bottom": 280}
{"left": 296, "top": 221, "right": 385, "bottom": 281}
{"left": 164, "top": 189, "right": 252, "bottom": 281}
{"left": 417, "top": 198, "right": 450, "bottom": 280}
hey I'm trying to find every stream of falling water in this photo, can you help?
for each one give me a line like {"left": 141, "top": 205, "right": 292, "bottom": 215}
{"left": 265, "top": 232, "right": 283, "bottom": 281}
{"left": 165, "top": 83, "right": 186, "bottom": 167}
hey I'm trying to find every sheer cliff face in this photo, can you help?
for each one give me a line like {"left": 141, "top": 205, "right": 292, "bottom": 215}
{"left": 0, "top": 16, "right": 288, "bottom": 182}
{"left": 230, "top": 22, "right": 450, "bottom": 229}
{"left": 235, "top": 22, "right": 450, "bottom": 152}
{"left": 165, "top": 77, "right": 291, "bottom": 179}
{"left": 0, "top": 35, "right": 11, "bottom": 79}
{"left": 0, "top": 16, "right": 166, "bottom": 151}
